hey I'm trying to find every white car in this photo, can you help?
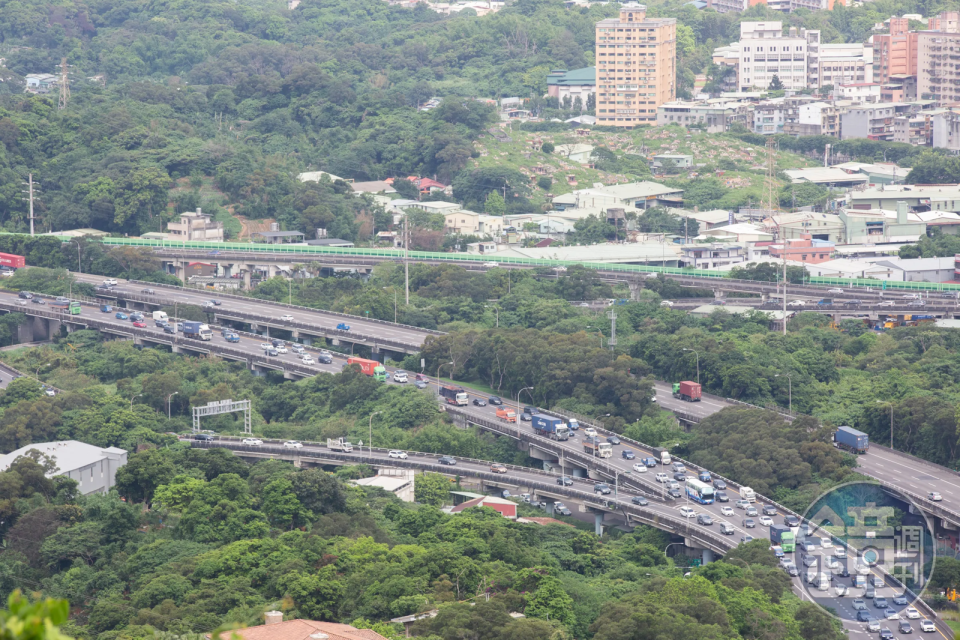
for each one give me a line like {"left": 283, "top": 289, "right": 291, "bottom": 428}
{"left": 393, "top": 370, "right": 408, "bottom": 383}
{"left": 679, "top": 506, "right": 696, "bottom": 518}
{"left": 632, "top": 463, "right": 648, "bottom": 473}
{"left": 828, "top": 288, "right": 844, "bottom": 294}
{"left": 260, "top": 343, "right": 271, "bottom": 350}
{"left": 275, "top": 346, "right": 288, "bottom": 354}
{"left": 920, "top": 619, "right": 936, "bottom": 632}
{"left": 905, "top": 608, "right": 920, "bottom": 619}
{"left": 103, "top": 278, "right": 118, "bottom": 286}
{"left": 759, "top": 516, "right": 773, "bottom": 526}
{"left": 736, "top": 500, "right": 750, "bottom": 509}
{"left": 787, "top": 300, "right": 806, "bottom": 307}
{"left": 886, "top": 610, "right": 901, "bottom": 621}
{"left": 929, "top": 491, "right": 943, "bottom": 502}
{"left": 283, "top": 440, "right": 303, "bottom": 449}
{"left": 583, "top": 427, "right": 598, "bottom": 438}
{"left": 834, "top": 547, "right": 846, "bottom": 559}
{"left": 655, "top": 472, "right": 669, "bottom": 483}
{"left": 242, "top": 438, "right": 263, "bottom": 445}
{"left": 834, "top": 584, "right": 848, "bottom": 597}
{"left": 820, "top": 537, "right": 833, "bottom": 548}
{"left": 483, "top": 261, "right": 499, "bottom": 267}
{"left": 553, "top": 266, "right": 567, "bottom": 273}
{"left": 878, "top": 300, "right": 896, "bottom": 307}
{"left": 388, "top": 450, "right": 408, "bottom": 459}
{"left": 659, "top": 300, "right": 674, "bottom": 307}
{"left": 280, "top": 314, "right": 294, "bottom": 321}
{"left": 720, "top": 506, "right": 734, "bottom": 516}
{"left": 301, "top": 357, "right": 315, "bottom": 365}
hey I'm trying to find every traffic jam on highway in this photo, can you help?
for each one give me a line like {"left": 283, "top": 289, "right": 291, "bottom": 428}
{"left": 10, "top": 278, "right": 948, "bottom": 638}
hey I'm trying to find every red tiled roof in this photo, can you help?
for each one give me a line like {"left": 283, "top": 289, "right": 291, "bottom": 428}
{"left": 215, "top": 620, "right": 388, "bottom": 640}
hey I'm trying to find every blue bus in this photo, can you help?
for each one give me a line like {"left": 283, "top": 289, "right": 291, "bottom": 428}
{"left": 686, "top": 478, "right": 715, "bottom": 504}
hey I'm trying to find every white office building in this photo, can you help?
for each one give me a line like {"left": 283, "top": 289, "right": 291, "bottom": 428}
{"left": 0, "top": 440, "right": 127, "bottom": 495}
{"left": 738, "top": 23, "right": 818, "bottom": 93}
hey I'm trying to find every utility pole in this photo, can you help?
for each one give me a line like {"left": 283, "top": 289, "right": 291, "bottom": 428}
{"left": 57, "top": 57, "right": 70, "bottom": 110}
{"left": 22, "top": 174, "right": 37, "bottom": 236}
{"left": 404, "top": 212, "right": 410, "bottom": 305}
{"left": 607, "top": 309, "right": 617, "bottom": 352}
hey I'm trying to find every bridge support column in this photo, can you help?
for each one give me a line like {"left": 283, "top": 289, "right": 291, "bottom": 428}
{"left": 250, "top": 365, "right": 264, "bottom": 377}
{"left": 291, "top": 329, "right": 299, "bottom": 339}
{"left": 702, "top": 548, "right": 714, "bottom": 565}
{"left": 331, "top": 338, "right": 340, "bottom": 346}
{"left": 47, "top": 319, "right": 62, "bottom": 338}
{"left": 243, "top": 268, "right": 252, "bottom": 290}
{"left": 263, "top": 325, "right": 270, "bottom": 338}
{"left": 171, "top": 345, "right": 181, "bottom": 354}
{"left": 594, "top": 512, "right": 604, "bottom": 536}
{"left": 31, "top": 316, "right": 51, "bottom": 341}
{"left": 292, "top": 456, "right": 302, "bottom": 468}
{"left": 302, "top": 336, "right": 313, "bottom": 346}
{"left": 628, "top": 282, "right": 641, "bottom": 301}
{"left": 175, "top": 260, "right": 186, "bottom": 283}
{"left": 17, "top": 320, "right": 34, "bottom": 343}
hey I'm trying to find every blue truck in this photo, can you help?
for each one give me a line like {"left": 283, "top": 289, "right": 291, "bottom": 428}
{"left": 834, "top": 426, "right": 869, "bottom": 454}
{"left": 100, "top": 304, "right": 112, "bottom": 313}
{"left": 532, "top": 415, "right": 570, "bottom": 441}
{"left": 224, "top": 333, "right": 240, "bottom": 343}
{"left": 182, "top": 321, "right": 213, "bottom": 341}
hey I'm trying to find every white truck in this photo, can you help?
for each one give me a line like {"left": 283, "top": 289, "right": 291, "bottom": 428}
{"left": 740, "top": 486, "right": 756, "bottom": 503}
{"left": 152, "top": 310, "right": 168, "bottom": 321}
{"left": 327, "top": 438, "right": 354, "bottom": 453}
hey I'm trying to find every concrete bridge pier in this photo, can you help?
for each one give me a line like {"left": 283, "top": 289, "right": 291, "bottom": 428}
{"left": 302, "top": 336, "right": 313, "bottom": 346}
{"left": 17, "top": 320, "right": 33, "bottom": 343}
{"left": 628, "top": 281, "right": 641, "bottom": 301}
{"left": 243, "top": 268, "right": 252, "bottom": 290}
{"left": 682, "top": 538, "right": 715, "bottom": 565}
{"left": 594, "top": 511, "right": 604, "bottom": 536}
{"left": 250, "top": 364, "right": 265, "bottom": 377}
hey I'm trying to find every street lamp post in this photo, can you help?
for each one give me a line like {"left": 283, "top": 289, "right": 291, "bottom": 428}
{"left": 517, "top": 386, "right": 534, "bottom": 437}
{"left": 484, "top": 305, "right": 500, "bottom": 328}
{"left": 586, "top": 326, "right": 604, "bottom": 348}
{"left": 130, "top": 393, "right": 143, "bottom": 408}
{"left": 167, "top": 391, "right": 179, "bottom": 419}
{"left": 36, "top": 363, "right": 50, "bottom": 379}
{"left": 682, "top": 348, "right": 700, "bottom": 385}
{"left": 70, "top": 241, "right": 81, "bottom": 273}
{"left": 368, "top": 410, "right": 383, "bottom": 455}
{"left": 775, "top": 373, "right": 792, "bottom": 413}
{"left": 437, "top": 361, "right": 454, "bottom": 398}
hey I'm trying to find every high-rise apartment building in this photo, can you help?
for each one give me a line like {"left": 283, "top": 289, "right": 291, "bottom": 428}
{"left": 873, "top": 18, "right": 919, "bottom": 87}
{"left": 738, "top": 22, "right": 820, "bottom": 92}
{"left": 595, "top": 3, "right": 676, "bottom": 127}
{"left": 928, "top": 11, "right": 959, "bottom": 33}
{"left": 918, "top": 30, "right": 960, "bottom": 105}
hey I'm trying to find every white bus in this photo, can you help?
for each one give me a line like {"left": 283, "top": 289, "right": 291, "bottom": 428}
{"left": 685, "top": 478, "right": 715, "bottom": 505}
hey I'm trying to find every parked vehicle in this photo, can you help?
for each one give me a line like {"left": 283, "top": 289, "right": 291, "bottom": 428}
{"left": 672, "top": 381, "right": 702, "bottom": 402}
{"left": 327, "top": 438, "right": 353, "bottom": 452}
{"left": 439, "top": 385, "right": 469, "bottom": 406}
{"left": 834, "top": 425, "right": 869, "bottom": 454}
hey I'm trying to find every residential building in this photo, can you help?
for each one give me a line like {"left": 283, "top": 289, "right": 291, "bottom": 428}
{"left": 216, "top": 613, "right": 389, "bottom": 640}
{"left": 820, "top": 43, "right": 874, "bottom": 87}
{"left": 893, "top": 109, "right": 938, "bottom": 145}
{"left": 443, "top": 211, "right": 504, "bottom": 236}
{"left": 929, "top": 10, "right": 960, "bottom": 33}
{"left": 784, "top": 99, "right": 838, "bottom": 136}
{"left": 840, "top": 103, "right": 904, "bottom": 141}
{"left": 656, "top": 99, "right": 752, "bottom": 132}
{"left": 167, "top": 208, "right": 224, "bottom": 242}
{"left": 766, "top": 0, "right": 829, "bottom": 13}
{"left": 546, "top": 67, "right": 596, "bottom": 109}
{"left": 932, "top": 109, "right": 960, "bottom": 150}
{"left": 551, "top": 181, "right": 683, "bottom": 210}
{"left": 0, "top": 441, "right": 127, "bottom": 495}
{"left": 873, "top": 18, "right": 919, "bottom": 88}
{"left": 753, "top": 99, "right": 785, "bottom": 134}
{"left": 838, "top": 82, "right": 881, "bottom": 102}
{"left": 833, "top": 162, "right": 907, "bottom": 184}
{"left": 840, "top": 201, "right": 926, "bottom": 243}
{"left": 918, "top": 29, "right": 960, "bottom": 105}
{"left": 680, "top": 243, "right": 746, "bottom": 269}
{"left": 705, "top": 0, "right": 746, "bottom": 13}
{"left": 701, "top": 223, "right": 773, "bottom": 243}
{"left": 768, "top": 234, "right": 835, "bottom": 264}
{"left": 400, "top": 200, "right": 461, "bottom": 215}
{"left": 595, "top": 4, "right": 677, "bottom": 127}
{"left": 738, "top": 22, "right": 813, "bottom": 93}
{"left": 881, "top": 75, "right": 918, "bottom": 102}
{"left": 24, "top": 73, "right": 58, "bottom": 94}
{"left": 676, "top": 208, "right": 735, "bottom": 230}
{"left": 848, "top": 185, "right": 960, "bottom": 213}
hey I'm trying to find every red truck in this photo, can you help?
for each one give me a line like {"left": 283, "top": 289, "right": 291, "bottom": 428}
{"left": 0, "top": 253, "right": 25, "bottom": 269}
{"left": 346, "top": 357, "right": 387, "bottom": 381}
{"left": 672, "top": 381, "right": 702, "bottom": 402}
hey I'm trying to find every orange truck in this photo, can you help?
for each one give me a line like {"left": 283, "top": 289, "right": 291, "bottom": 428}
{"left": 496, "top": 407, "right": 517, "bottom": 422}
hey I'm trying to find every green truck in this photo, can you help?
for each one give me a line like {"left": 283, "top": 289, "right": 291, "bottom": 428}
{"left": 770, "top": 524, "right": 795, "bottom": 552}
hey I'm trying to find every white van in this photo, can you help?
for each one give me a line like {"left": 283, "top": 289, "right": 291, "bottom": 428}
{"left": 817, "top": 573, "right": 830, "bottom": 591}
{"left": 152, "top": 310, "right": 168, "bottom": 321}
{"left": 740, "top": 486, "right": 756, "bottom": 503}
